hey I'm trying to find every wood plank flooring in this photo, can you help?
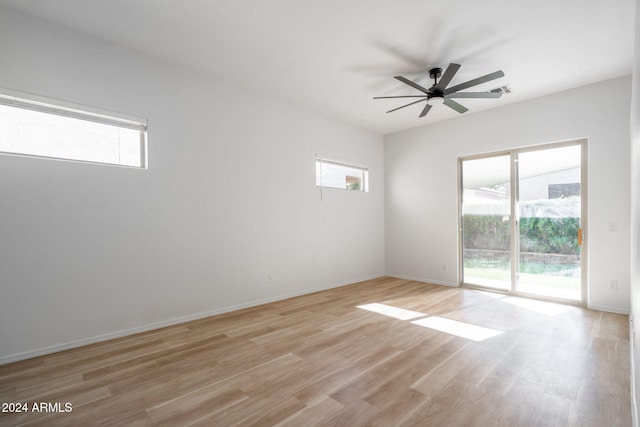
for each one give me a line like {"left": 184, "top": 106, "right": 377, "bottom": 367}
{"left": 0, "top": 277, "right": 631, "bottom": 426}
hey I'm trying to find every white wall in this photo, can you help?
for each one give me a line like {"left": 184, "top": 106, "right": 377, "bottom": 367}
{"left": 630, "top": 0, "right": 640, "bottom": 423}
{"left": 0, "top": 7, "right": 385, "bottom": 363}
{"left": 385, "top": 76, "right": 631, "bottom": 313}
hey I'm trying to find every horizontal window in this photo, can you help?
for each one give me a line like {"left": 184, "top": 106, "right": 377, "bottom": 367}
{"left": 315, "top": 157, "right": 368, "bottom": 192}
{"left": 0, "top": 90, "right": 147, "bottom": 168}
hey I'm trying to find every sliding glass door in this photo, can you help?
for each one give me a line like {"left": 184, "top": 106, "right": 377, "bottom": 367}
{"left": 515, "top": 145, "right": 583, "bottom": 300}
{"left": 459, "top": 141, "right": 585, "bottom": 303}
{"left": 461, "top": 155, "right": 512, "bottom": 290}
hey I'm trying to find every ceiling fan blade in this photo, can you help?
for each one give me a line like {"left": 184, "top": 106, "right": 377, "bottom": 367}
{"left": 394, "top": 76, "right": 430, "bottom": 95}
{"left": 419, "top": 103, "right": 432, "bottom": 118}
{"left": 445, "top": 70, "right": 505, "bottom": 95}
{"left": 446, "top": 92, "right": 503, "bottom": 99}
{"left": 435, "top": 63, "right": 461, "bottom": 91}
{"left": 373, "top": 95, "right": 429, "bottom": 99}
{"left": 385, "top": 98, "right": 427, "bottom": 113}
{"left": 444, "top": 98, "right": 469, "bottom": 114}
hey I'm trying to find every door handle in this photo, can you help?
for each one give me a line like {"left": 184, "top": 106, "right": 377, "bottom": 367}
{"left": 578, "top": 228, "right": 583, "bottom": 246}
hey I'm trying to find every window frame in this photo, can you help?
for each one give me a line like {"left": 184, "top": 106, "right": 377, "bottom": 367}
{"left": 0, "top": 88, "right": 148, "bottom": 169}
{"left": 315, "top": 156, "right": 369, "bottom": 193}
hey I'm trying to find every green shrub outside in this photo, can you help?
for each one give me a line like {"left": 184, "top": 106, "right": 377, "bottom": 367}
{"left": 462, "top": 215, "right": 580, "bottom": 255}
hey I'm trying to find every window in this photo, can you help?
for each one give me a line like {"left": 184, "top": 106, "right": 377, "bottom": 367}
{"left": 315, "top": 157, "right": 368, "bottom": 192}
{"left": 0, "top": 90, "right": 147, "bottom": 168}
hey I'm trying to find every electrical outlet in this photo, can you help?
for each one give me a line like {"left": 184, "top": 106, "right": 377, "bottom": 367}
{"left": 609, "top": 280, "right": 618, "bottom": 290}
{"left": 442, "top": 263, "right": 448, "bottom": 271}
{"left": 267, "top": 274, "right": 273, "bottom": 284}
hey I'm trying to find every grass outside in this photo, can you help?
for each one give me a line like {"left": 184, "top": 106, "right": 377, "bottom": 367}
{"left": 464, "top": 258, "right": 581, "bottom": 300}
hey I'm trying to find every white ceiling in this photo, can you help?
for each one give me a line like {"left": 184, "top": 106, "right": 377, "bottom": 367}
{"left": 0, "top": 0, "right": 634, "bottom": 135}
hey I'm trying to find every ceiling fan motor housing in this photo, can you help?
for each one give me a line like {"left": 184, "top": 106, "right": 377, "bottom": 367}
{"left": 427, "top": 67, "right": 445, "bottom": 100}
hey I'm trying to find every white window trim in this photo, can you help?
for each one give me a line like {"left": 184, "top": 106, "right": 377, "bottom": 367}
{"left": 315, "top": 155, "right": 369, "bottom": 193}
{"left": 0, "top": 88, "right": 148, "bottom": 168}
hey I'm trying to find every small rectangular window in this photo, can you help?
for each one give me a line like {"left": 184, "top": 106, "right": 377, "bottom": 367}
{"left": 315, "top": 156, "right": 369, "bottom": 192}
{"left": 0, "top": 90, "right": 147, "bottom": 168}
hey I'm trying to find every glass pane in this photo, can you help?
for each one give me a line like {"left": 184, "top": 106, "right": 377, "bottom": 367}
{"left": 316, "top": 160, "right": 367, "bottom": 192}
{"left": 516, "top": 145, "right": 581, "bottom": 300}
{"left": 0, "top": 104, "right": 144, "bottom": 167}
{"left": 461, "top": 155, "right": 511, "bottom": 290}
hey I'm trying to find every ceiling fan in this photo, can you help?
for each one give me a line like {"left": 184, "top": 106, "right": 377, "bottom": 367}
{"left": 374, "top": 63, "right": 505, "bottom": 118}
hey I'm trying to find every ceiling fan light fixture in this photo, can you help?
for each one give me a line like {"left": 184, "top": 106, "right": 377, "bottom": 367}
{"left": 428, "top": 96, "right": 445, "bottom": 105}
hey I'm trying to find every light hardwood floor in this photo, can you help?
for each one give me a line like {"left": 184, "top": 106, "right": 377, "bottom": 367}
{"left": 0, "top": 277, "right": 631, "bottom": 426}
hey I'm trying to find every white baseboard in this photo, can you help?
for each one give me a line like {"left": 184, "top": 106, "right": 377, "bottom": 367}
{"left": 3, "top": 274, "right": 628, "bottom": 365}
{"left": 385, "top": 273, "right": 458, "bottom": 288}
{"left": 0, "top": 274, "right": 382, "bottom": 365}
{"left": 587, "top": 304, "right": 631, "bottom": 315}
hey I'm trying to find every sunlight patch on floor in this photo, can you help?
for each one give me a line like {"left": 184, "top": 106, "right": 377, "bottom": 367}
{"left": 472, "top": 290, "right": 507, "bottom": 299}
{"left": 502, "top": 296, "right": 575, "bottom": 316}
{"left": 471, "top": 289, "right": 575, "bottom": 316}
{"left": 357, "top": 302, "right": 504, "bottom": 342}
{"left": 411, "top": 316, "right": 503, "bottom": 342}
{"left": 356, "top": 303, "right": 426, "bottom": 320}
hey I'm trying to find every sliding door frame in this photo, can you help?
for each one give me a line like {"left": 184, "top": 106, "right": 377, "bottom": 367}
{"left": 457, "top": 139, "right": 588, "bottom": 306}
